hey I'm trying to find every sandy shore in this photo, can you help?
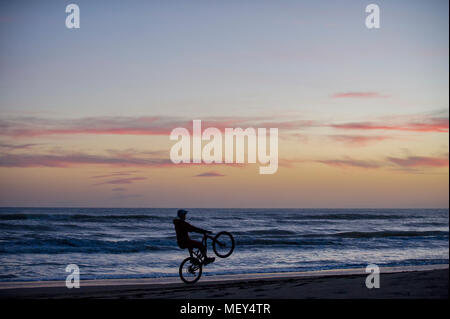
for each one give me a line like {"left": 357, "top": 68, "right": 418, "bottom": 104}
{"left": 0, "top": 265, "right": 447, "bottom": 299}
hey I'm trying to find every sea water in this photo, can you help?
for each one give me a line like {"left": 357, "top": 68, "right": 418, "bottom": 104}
{"left": 0, "top": 208, "right": 448, "bottom": 281}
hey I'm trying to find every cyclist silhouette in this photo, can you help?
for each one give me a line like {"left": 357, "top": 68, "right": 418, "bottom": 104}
{"left": 173, "top": 209, "right": 215, "bottom": 264}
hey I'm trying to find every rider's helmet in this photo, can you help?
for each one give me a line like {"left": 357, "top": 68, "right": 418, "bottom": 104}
{"left": 177, "top": 209, "right": 188, "bottom": 219}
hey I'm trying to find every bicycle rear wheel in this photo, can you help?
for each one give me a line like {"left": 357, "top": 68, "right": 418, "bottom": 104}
{"left": 213, "top": 231, "right": 235, "bottom": 258}
{"left": 179, "top": 257, "right": 202, "bottom": 284}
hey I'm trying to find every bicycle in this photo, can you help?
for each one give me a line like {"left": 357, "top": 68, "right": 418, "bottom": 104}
{"left": 178, "top": 231, "right": 235, "bottom": 284}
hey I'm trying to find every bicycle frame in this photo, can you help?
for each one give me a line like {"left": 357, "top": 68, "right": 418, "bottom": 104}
{"left": 188, "top": 233, "right": 214, "bottom": 261}
{"left": 179, "top": 231, "right": 234, "bottom": 284}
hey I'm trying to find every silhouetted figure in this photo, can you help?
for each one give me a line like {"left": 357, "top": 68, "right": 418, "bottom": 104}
{"left": 173, "top": 209, "right": 215, "bottom": 264}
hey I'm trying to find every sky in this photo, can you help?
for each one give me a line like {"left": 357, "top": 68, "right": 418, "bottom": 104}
{"left": 0, "top": 0, "right": 448, "bottom": 208}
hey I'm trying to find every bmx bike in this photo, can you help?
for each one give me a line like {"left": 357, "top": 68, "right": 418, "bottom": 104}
{"left": 178, "top": 231, "right": 235, "bottom": 284}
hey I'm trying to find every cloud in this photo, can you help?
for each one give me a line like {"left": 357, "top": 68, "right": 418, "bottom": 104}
{"left": 281, "top": 154, "right": 448, "bottom": 171}
{"left": 331, "top": 92, "right": 385, "bottom": 98}
{"left": 0, "top": 116, "right": 178, "bottom": 137}
{"left": 277, "top": 157, "right": 381, "bottom": 169}
{"left": 111, "top": 187, "right": 127, "bottom": 191}
{"left": 0, "top": 152, "right": 172, "bottom": 168}
{"left": 280, "top": 133, "right": 309, "bottom": 143}
{"left": 278, "top": 158, "right": 308, "bottom": 168}
{"left": 317, "top": 159, "right": 382, "bottom": 169}
{"left": 330, "top": 117, "right": 448, "bottom": 133}
{"left": 0, "top": 150, "right": 246, "bottom": 168}
{"left": 2, "top": 113, "right": 446, "bottom": 140}
{"left": 92, "top": 170, "right": 142, "bottom": 178}
{"left": 387, "top": 156, "right": 449, "bottom": 168}
{"left": 0, "top": 143, "right": 40, "bottom": 150}
{"left": 0, "top": 116, "right": 317, "bottom": 138}
{"left": 93, "top": 177, "right": 147, "bottom": 186}
{"left": 329, "top": 135, "right": 390, "bottom": 146}
{"left": 194, "top": 171, "right": 225, "bottom": 177}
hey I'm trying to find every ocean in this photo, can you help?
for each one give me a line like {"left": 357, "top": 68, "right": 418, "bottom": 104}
{"left": 0, "top": 208, "right": 448, "bottom": 282}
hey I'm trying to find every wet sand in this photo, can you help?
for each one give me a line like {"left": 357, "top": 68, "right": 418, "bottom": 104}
{"left": 0, "top": 265, "right": 447, "bottom": 299}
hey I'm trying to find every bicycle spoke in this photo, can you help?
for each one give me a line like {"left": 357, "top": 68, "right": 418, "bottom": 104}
{"left": 179, "top": 257, "right": 202, "bottom": 284}
{"left": 213, "top": 232, "right": 235, "bottom": 258}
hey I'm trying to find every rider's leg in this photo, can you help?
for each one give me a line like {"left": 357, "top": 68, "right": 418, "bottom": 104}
{"left": 188, "top": 240, "right": 207, "bottom": 258}
{"left": 187, "top": 239, "right": 214, "bottom": 264}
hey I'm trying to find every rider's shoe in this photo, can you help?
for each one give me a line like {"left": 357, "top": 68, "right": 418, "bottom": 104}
{"left": 191, "top": 258, "right": 200, "bottom": 266}
{"left": 204, "top": 257, "right": 215, "bottom": 265}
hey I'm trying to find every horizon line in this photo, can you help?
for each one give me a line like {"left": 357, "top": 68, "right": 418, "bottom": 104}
{"left": 0, "top": 206, "right": 448, "bottom": 210}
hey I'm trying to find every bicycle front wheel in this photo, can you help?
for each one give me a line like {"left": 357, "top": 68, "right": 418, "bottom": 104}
{"left": 213, "top": 231, "right": 235, "bottom": 258}
{"left": 179, "top": 257, "right": 202, "bottom": 284}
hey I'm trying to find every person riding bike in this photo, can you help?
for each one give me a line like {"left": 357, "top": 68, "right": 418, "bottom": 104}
{"left": 173, "top": 209, "right": 215, "bottom": 264}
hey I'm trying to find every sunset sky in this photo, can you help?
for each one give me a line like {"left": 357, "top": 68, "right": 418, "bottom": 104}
{"left": 0, "top": 0, "right": 448, "bottom": 208}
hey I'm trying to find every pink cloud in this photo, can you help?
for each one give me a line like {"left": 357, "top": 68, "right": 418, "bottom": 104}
{"left": 317, "top": 159, "right": 381, "bottom": 169}
{"left": 330, "top": 117, "right": 448, "bottom": 133}
{"left": 0, "top": 116, "right": 316, "bottom": 138}
{"left": 0, "top": 151, "right": 246, "bottom": 168}
{"left": 1, "top": 113, "right": 448, "bottom": 140}
{"left": 329, "top": 135, "right": 390, "bottom": 146}
{"left": 278, "top": 158, "right": 308, "bottom": 168}
{"left": 280, "top": 133, "right": 309, "bottom": 143}
{"left": 387, "top": 156, "right": 449, "bottom": 168}
{"left": 0, "top": 143, "right": 40, "bottom": 150}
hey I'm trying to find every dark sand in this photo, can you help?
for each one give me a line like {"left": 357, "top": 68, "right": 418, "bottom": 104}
{"left": 0, "top": 266, "right": 447, "bottom": 299}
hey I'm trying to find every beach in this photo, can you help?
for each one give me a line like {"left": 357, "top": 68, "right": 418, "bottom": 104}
{"left": 0, "top": 265, "right": 447, "bottom": 299}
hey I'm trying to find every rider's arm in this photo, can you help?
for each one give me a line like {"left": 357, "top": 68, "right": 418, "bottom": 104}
{"left": 185, "top": 222, "right": 209, "bottom": 234}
